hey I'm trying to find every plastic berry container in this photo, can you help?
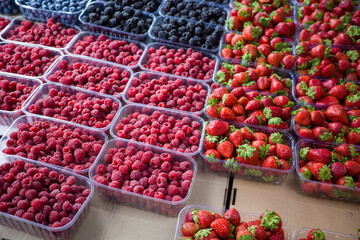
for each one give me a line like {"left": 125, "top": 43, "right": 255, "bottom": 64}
{"left": 295, "top": 140, "right": 360, "bottom": 202}
{"left": 0, "top": 16, "right": 81, "bottom": 51}
{"left": 122, "top": 71, "right": 211, "bottom": 115}
{"left": 200, "top": 124, "right": 296, "bottom": 184}
{"left": 65, "top": 31, "right": 146, "bottom": 71}
{"left": 14, "top": 0, "right": 90, "bottom": 27}
{"left": 110, "top": 104, "right": 205, "bottom": 158}
{"left": 0, "top": 155, "right": 94, "bottom": 240}
{"left": 22, "top": 83, "right": 122, "bottom": 133}
{"left": 0, "top": 41, "right": 63, "bottom": 79}
{"left": 0, "top": 114, "right": 108, "bottom": 175}
{"left": 78, "top": 2, "right": 155, "bottom": 42}
{"left": 89, "top": 139, "right": 197, "bottom": 217}
{"left": 44, "top": 55, "right": 134, "bottom": 100}
{"left": 138, "top": 42, "right": 219, "bottom": 84}
{"left": 158, "top": 0, "right": 229, "bottom": 26}
{"left": 0, "top": 72, "right": 42, "bottom": 130}
{"left": 149, "top": 16, "right": 223, "bottom": 53}
{"left": 292, "top": 228, "right": 358, "bottom": 240}
{"left": 174, "top": 205, "right": 291, "bottom": 240}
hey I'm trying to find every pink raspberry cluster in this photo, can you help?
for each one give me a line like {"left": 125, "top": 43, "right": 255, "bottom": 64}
{"left": 0, "top": 78, "right": 39, "bottom": 111}
{"left": 3, "top": 120, "right": 104, "bottom": 171}
{"left": 47, "top": 59, "right": 131, "bottom": 96}
{"left": 0, "top": 160, "right": 90, "bottom": 228}
{"left": 5, "top": 19, "right": 78, "bottom": 49}
{"left": 0, "top": 17, "right": 10, "bottom": 31}
{"left": 142, "top": 46, "right": 216, "bottom": 80}
{"left": 28, "top": 89, "right": 120, "bottom": 129}
{"left": 127, "top": 72, "right": 208, "bottom": 112}
{"left": 115, "top": 111, "right": 202, "bottom": 154}
{"left": 0, "top": 43, "right": 59, "bottom": 76}
{"left": 70, "top": 34, "right": 143, "bottom": 67}
{"left": 93, "top": 145, "right": 194, "bottom": 202}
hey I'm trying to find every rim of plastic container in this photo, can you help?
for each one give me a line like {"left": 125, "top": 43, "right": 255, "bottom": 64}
{"left": 109, "top": 103, "right": 205, "bottom": 157}
{"left": 89, "top": 138, "right": 198, "bottom": 207}
{"left": 14, "top": 0, "right": 91, "bottom": 15}
{"left": 121, "top": 71, "right": 211, "bottom": 115}
{"left": 22, "top": 82, "right": 122, "bottom": 132}
{"left": 0, "top": 155, "right": 94, "bottom": 232}
{"left": 0, "top": 16, "right": 82, "bottom": 51}
{"left": 0, "top": 114, "right": 109, "bottom": 174}
{"left": 292, "top": 227, "right": 359, "bottom": 240}
{"left": 43, "top": 54, "right": 134, "bottom": 99}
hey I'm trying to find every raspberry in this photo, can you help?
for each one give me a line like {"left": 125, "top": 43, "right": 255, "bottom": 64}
{"left": 17, "top": 199, "right": 30, "bottom": 210}
{"left": 161, "top": 162, "right": 171, "bottom": 173}
{"left": 182, "top": 170, "right": 194, "bottom": 181}
{"left": 172, "top": 195, "right": 183, "bottom": 202}
{"left": 181, "top": 180, "right": 191, "bottom": 191}
{"left": 49, "top": 211, "right": 60, "bottom": 223}
{"left": 31, "top": 198, "right": 44, "bottom": 211}
{"left": 167, "top": 185, "right": 179, "bottom": 197}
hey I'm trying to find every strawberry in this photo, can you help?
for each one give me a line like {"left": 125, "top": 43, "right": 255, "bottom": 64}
{"left": 260, "top": 96, "right": 275, "bottom": 108}
{"left": 262, "top": 156, "right": 280, "bottom": 169}
{"left": 217, "top": 139, "right": 234, "bottom": 158}
{"left": 310, "top": 44, "right": 326, "bottom": 59}
{"left": 253, "top": 132, "right": 268, "bottom": 142}
{"left": 315, "top": 96, "right": 340, "bottom": 108}
{"left": 298, "top": 128, "right": 315, "bottom": 139}
{"left": 196, "top": 210, "right": 214, "bottom": 229}
{"left": 328, "top": 122, "right": 345, "bottom": 136}
{"left": 344, "top": 161, "right": 360, "bottom": 176}
{"left": 206, "top": 105, "right": 219, "bottom": 118}
{"left": 321, "top": 63, "right": 336, "bottom": 78}
{"left": 274, "top": 22, "right": 290, "bottom": 37}
{"left": 231, "top": 87, "right": 245, "bottom": 98}
{"left": 247, "top": 220, "right": 262, "bottom": 227}
{"left": 181, "top": 222, "right": 199, "bottom": 237}
{"left": 259, "top": 210, "right": 282, "bottom": 231}
{"left": 236, "top": 229, "right": 255, "bottom": 239}
{"left": 334, "top": 144, "right": 358, "bottom": 157}
{"left": 219, "top": 107, "right": 236, "bottom": 121}
{"left": 306, "top": 86, "right": 326, "bottom": 100}
{"left": 263, "top": 106, "right": 282, "bottom": 119}
{"left": 331, "top": 162, "right": 347, "bottom": 179}
{"left": 248, "top": 225, "right": 267, "bottom": 240}
{"left": 310, "top": 163, "right": 332, "bottom": 181}
{"left": 300, "top": 166, "right": 313, "bottom": 179}
{"left": 273, "top": 95, "right": 293, "bottom": 108}
{"left": 223, "top": 208, "right": 241, "bottom": 226}
{"left": 268, "top": 132, "right": 283, "bottom": 144}
{"left": 328, "top": 85, "right": 348, "bottom": 101}
{"left": 245, "top": 100, "right": 260, "bottom": 111}
{"left": 232, "top": 104, "right": 245, "bottom": 116}
{"left": 240, "top": 127, "right": 254, "bottom": 141}
{"left": 301, "top": 181, "right": 319, "bottom": 194}
{"left": 222, "top": 93, "right": 238, "bottom": 107}
{"left": 204, "top": 135, "right": 219, "bottom": 150}
{"left": 294, "top": 109, "right": 311, "bottom": 126}
{"left": 210, "top": 218, "right": 231, "bottom": 239}
{"left": 267, "top": 117, "right": 284, "bottom": 129}
{"left": 313, "top": 127, "right": 333, "bottom": 142}
{"left": 336, "top": 176, "right": 357, "bottom": 187}
{"left": 194, "top": 229, "right": 218, "bottom": 240}
{"left": 275, "top": 143, "right": 291, "bottom": 160}
{"left": 270, "top": 78, "right": 286, "bottom": 95}
{"left": 257, "top": 77, "right": 271, "bottom": 90}
{"left": 267, "top": 52, "right": 283, "bottom": 67}
{"left": 347, "top": 130, "right": 360, "bottom": 145}
{"left": 206, "top": 120, "right": 229, "bottom": 136}
{"left": 307, "top": 229, "right": 325, "bottom": 240}
{"left": 310, "top": 110, "right": 325, "bottom": 126}
{"left": 204, "top": 149, "right": 221, "bottom": 163}
{"left": 325, "top": 104, "right": 349, "bottom": 125}
{"left": 244, "top": 115, "right": 260, "bottom": 125}
{"left": 229, "top": 130, "right": 244, "bottom": 148}
{"left": 282, "top": 55, "right": 295, "bottom": 69}
{"left": 213, "top": 87, "right": 228, "bottom": 99}
{"left": 308, "top": 148, "right": 331, "bottom": 164}
{"left": 243, "top": 25, "right": 262, "bottom": 41}
{"left": 237, "top": 144, "right": 259, "bottom": 165}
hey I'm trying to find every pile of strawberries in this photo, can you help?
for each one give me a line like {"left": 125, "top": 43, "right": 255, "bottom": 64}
{"left": 203, "top": 120, "right": 292, "bottom": 171}
{"left": 227, "top": 1, "right": 295, "bottom": 39}
{"left": 221, "top": 33, "right": 295, "bottom": 70}
{"left": 295, "top": 76, "right": 360, "bottom": 108}
{"left": 296, "top": 43, "right": 360, "bottom": 80}
{"left": 293, "top": 105, "right": 360, "bottom": 144}
{"left": 206, "top": 87, "right": 294, "bottom": 130}
{"left": 215, "top": 62, "right": 292, "bottom": 94}
{"left": 298, "top": 143, "right": 360, "bottom": 198}
{"left": 179, "top": 208, "right": 286, "bottom": 240}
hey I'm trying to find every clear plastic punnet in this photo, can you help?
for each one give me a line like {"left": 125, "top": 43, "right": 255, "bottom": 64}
{"left": 89, "top": 139, "right": 198, "bottom": 217}
{"left": 0, "top": 156, "right": 94, "bottom": 240}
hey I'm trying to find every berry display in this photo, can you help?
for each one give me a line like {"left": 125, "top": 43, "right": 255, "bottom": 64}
{"left": 178, "top": 207, "right": 286, "bottom": 240}
{"left": 295, "top": 76, "right": 360, "bottom": 109}
{"left": 221, "top": 33, "right": 295, "bottom": 70}
{"left": 81, "top": 2, "right": 153, "bottom": 35}
{"left": 0, "top": 159, "right": 91, "bottom": 228}
{"left": 17, "top": 0, "right": 88, "bottom": 13}
{"left": 102, "top": 0, "right": 162, "bottom": 13}
{"left": 27, "top": 88, "right": 120, "bottom": 129}
{"left": 0, "top": 43, "right": 60, "bottom": 77}
{"left": 215, "top": 62, "right": 292, "bottom": 95}
{"left": 3, "top": 18, "right": 79, "bottom": 49}
{"left": 69, "top": 34, "right": 144, "bottom": 67}
{"left": 125, "top": 72, "right": 208, "bottom": 113}
{"left": 2, "top": 119, "right": 105, "bottom": 171}
{"left": 151, "top": 17, "right": 223, "bottom": 50}
{"left": 297, "top": 142, "right": 360, "bottom": 200}
{"left": 161, "top": 0, "right": 227, "bottom": 25}
{"left": 92, "top": 143, "right": 195, "bottom": 202}
{"left": 141, "top": 45, "right": 216, "bottom": 81}
{"left": 293, "top": 105, "right": 360, "bottom": 144}
{"left": 206, "top": 87, "right": 294, "bottom": 130}
{"left": 114, "top": 108, "right": 202, "bottom": 154}
{"left": 46, "top": 57, "right": 132, "bottom": 97}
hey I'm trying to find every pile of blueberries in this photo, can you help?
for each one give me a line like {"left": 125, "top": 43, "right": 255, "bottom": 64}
{"left": 81, "top": 2, "right": 153, "bottom": 34}
{"left": 102, "top": 0, "right": 162, "bottom": 13}
{"left": 16, "top": 0, "right": 88, "bottom": 13}
{"left": 161, "top": 0, "right": 227, "bottom": 25}
{"left": 152, "top": 17, "right": 223, "bottom": 50}
{"left": 0, "top": 0, "right": 20, "bottom": 15}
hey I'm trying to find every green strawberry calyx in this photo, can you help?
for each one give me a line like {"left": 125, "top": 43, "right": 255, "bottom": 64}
{"left": 205, "top": 153, "right": 218, "bottom": 163}
{"left": 296, "top": 44, "right": 305, "bottom": 55}
{"left": 346, "top": 93, "right": 360, "bottom": 103}
{"left": 239, "top": 234, "right": 256, "bottom": 240}
{"left": 357, "top": 228, "right": 359, "bottom": 239}
{"left": 311, "top": 229, "right": 325, "bottom": 240}
{"left": 324, "top": 47, "right": 332, "bottom": 59}
{"left": 216, "top": 71, "right": 227, "bottom": 84}
{"left": 333, "top": 136, "right": 344, "bottom": 144}
{"left": 260, "top": 210, "right": 281, "bottom": 231}
{"left": 318, "top": 165, "right": 332, "bottom": 181}
{"left": 241, "top": 50, "right": 253, "bottom": 67}
{"left": 315, "top": 11, "right": 324, "bottom": 21}
{"left": 305, "top": 86, "right": 316, "bottom": 100}
{"left": 194, "top": 228, "right": 212, "bottom": 240}
{"left": 319, "top": 131, "right": 332, "bottom": 141}
{"left": 299, "top": 147, "right": 309, "bottom": 160}
{"left": 219, "top": 137, "right": 229, "bottom": 144}
{"left": 259, "top": 16, "right": 270, "bottom": 27}
{"left": 347, "top": 50, "right": 359, "bottom": 62}
{"left": 226, "top": 17, "right": 235, "bottom": 30}
{"left": 230, "top": 125, "right": 238, "bottom": 133}
{"left": 349, "top": 144, "right": 359, "bottom": 158}
{"left": 268, "top": 117, "right": 283, "bottom": 126}
{"left": 244, "top": 126, "right": 254, "bottom": 134}
{"left": 258, "top": 144, "right": 271, "bottom": 159}
{"left": 263, "top": 107, "right": 272, "bottom": 119}
{"left": 269, "top": 132, "right": 284, "bottom": 144}
{"left": 191, "top": 209, "right": 199, "bottom": 224}
{"left": 301, "top": 167, "right": 312, "bottom": 179}
{"left": 233, "top": 39, "right": 245, "bottom": 50}
{"left": 223, "top": 158, "right": 241, "bottom": 173}
{"left": 345, "top": 176, "right": 356, "bottom": 188}
{"left": 222, "top": 62, "right": 235, "bottom": 76}
{"left": 237, "top": 144, "right": 256, "bottom": 159}
{"left": 251, "top": 26, "right": 262, "bottom": 39}
{"left": 205, "top": 134, "right": 219, "bottom": 143}
{"left": 256, "top": 115, "right": 263, "bottom": 125}
{"left": 222, "top": 94, "right": 230, "bottom": 105}
{"left": 239, "top": 8, "right": 250, "bottom": 18}
{"left": 208, "top": 97, "right": 219, "bottom": 106}
{"left": 244, "top": 168, "right": 262, "bottom": 177}
{"left": 247, "top": 225, "right": 256, "bottom": 235}
{"left": 299, "top": 81, "right": 309, "bottom": 91}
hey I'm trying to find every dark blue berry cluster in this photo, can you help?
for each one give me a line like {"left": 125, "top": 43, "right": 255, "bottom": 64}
{"left": 207, "top": 0, "right": 230, "bottom": 5}
{"left": 102, "top": 0, "right": 162, "bottom": 13}
{"left": 162, "top": 0, "right": 227, "bottom": 25}
{"left": 81, "top": 2, "right": 153, "bottom": 35}
{"left": 0, "top": 0, "right": 20, "bottom": 15}
{"left": 16, "top": 0, "right": 88, "bottom": 13}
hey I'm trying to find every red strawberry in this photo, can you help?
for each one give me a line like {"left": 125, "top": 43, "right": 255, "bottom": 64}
{"left": 206, "top": 120, "right": 229, "bottom": 136}
{"left": 193, "top": 229, "right": 218, "bottom": 240}
{"left": 263, "top": 106, "right": 282, "bottom": 119}
{"left": 222, "top": 93, "right": 238, "bottom": 107}
{"left": 273, "top": 95, "right": 293, "bottom": 108}
{"left": 294, "top": 109, "right": 311, "bottom": 126}
{"left": 310, "top": 110, "right": 325, "bottom": 126}
{"left": 298, "top": 128, "right": 315, "bottom": 139}
{"left": 331, "top": 162, "right": 347, "bottom": 179}
{"left": 262, "top": 156, "right": 280, "bottom": 169}
{"left": 322, "top": 78, "right": 337, "bottom": 91}
{"left": 275, "top": 22, "right": 290, "bottom": 37}
{"left": 220, "top": 107, "right": 236, "bottom": 121}
{"left": 308, "top": 148, "right": 331, "bottom": 164}
{"left": 306, "top": 86, "right": 326, "bottom": 101}
{"left": 206, "top": 105, "right": 219, "bottom": 118}
{"left": 236, "top": 229, "right": 255, "bottom": 239}
{"left": 307, "top": 229, "right": 325, "bottom": 240}
{"left": 229, "top": 130, "right": 244, "bottom": 148}
{"left": 300, "top": 166, "right": 313, "bottom": 179}
{"left": 270, "top": 78, "right": 286, "bottom": 95}
{"left": 301, "top": 181, "right": 319, "bottom": 194}
{"left": 325, "top": 104, "right": 349, "bottom": 125}
{"left": 244, "top": 115, "right": 260, "bottom": 125}
{"left": 275, "top": 143, "right": 291, "bottom": 160}
{"left": 310, "top": 44, "right": 326, "bottom": 59}
{"left": 236, "top": 144, "right": 259, "bottom": 165}
{"left": 313, "top": 127, "right": 333, "bottom": 142}
{"left": 213, "top": 87, "right": 228, "bottom": 99}
{"left": 260, "top": 96, "right": 275, "bottom": 108}
{"left": 210, "top": 218, "right": 231, "bottom": 239}
{"left": 257, "top": 77, "right": 271, "bottom": 90}
{"left": 245, "top": 100, "right": 260, "bottom": 111}
{"left": 240, "top": 127, "right": 253, "bottom": 141}
{"left": 268, "top": 117, "right": 284, "bottom": 129}
{"left": 204, "top": 135, "right": 218, "bottom": 150}
{"left": 181, "top": 222, "right": 199, "bottom": 237}
{"left": 248, "top": 224, "right": 268, "bottom": 240}
{"left": 281, "top": 106, "right": 292, "bottom": 121}
{"left": 223, "top": 208, "right": 241, "bottom": 226}
{"left": 344, "top": 161, "right": 360, "bottom": 176}
{"left": 321, "top": 63, "right": 336, "bottom": 78}
{"left": 217, "top": 140, "right": 234, "bottom": 158}
{"left": 232, "top": 104, "right": 245, "bottom": 116}
{"left": 347, "top": 131, "right": 360, "bottom": 145}
{"left": 328, "top": 122, "right": 344, "bottom": 136}
{"left": 231, "top": 87, "right": 245, "bottom": 99}
{"left": 197, "top": 210, "right": 214, "bottom": 229}
{"left": 310, "top": 163, "right": 332, "bottom": 181}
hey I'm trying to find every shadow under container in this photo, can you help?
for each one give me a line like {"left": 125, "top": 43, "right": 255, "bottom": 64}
{"left": 89, "top": 139, "right": 198, "bottom": 217}
{"left": 0, "top": 156, "right": 94, "bottom": 240}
